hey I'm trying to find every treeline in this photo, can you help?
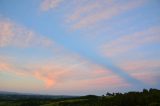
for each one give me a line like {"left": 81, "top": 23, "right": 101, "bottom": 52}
{"left": 58, "top": 88, "right": 160, "bottom": 106}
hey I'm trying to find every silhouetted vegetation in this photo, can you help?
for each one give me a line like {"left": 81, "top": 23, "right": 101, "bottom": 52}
{"left": 0, "top": 88, "right": 160, "bottom": 106}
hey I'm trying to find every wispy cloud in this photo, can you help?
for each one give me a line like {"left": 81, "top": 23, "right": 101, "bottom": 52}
{"left": 56, "top": 75, "right": 129, "bottom": 92}
{"left": 39, "top": 0, "right": 147, "bottom": 32}
{"left": 40, "top": 0, "right": 63, "bottom": 11}
{"left": 0, "top": 54, "right": 118, "bottom": 89}
{"left": 65, "top": 0, "right": 147, "bottom": 30}
{"left": 101, "top": 26, "right": 160, "bottom": 57}
{"left": 0, "top": 17, "right": 53, "bottom": 48}
{"left": 37, "top": 0, "right": 154, "bottom": 87}
{"left": 0, "top": 17, "right": 115, "bottom": 89}
{"left": 119, "top": 58, "right": 160, "bottom": 82}
{"left": 132, "top": 71, "right": 160, "bottom": 85}
{"left": 119, "top": 59, "right": 160, "bottom": 73}
{"left": 98, "top": 25, "right": 160, "bottom": 86}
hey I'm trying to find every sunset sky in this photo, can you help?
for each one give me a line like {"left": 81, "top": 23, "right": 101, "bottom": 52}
{"left": 0, "top": 0, "right": 160, "bottom": 95}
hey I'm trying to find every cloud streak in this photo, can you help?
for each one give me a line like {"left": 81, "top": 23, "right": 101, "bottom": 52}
{"left": 0, "top": 54, "right": 118, "bottom": 89}
{"left": 99, "top": 25, "right": 160, "bottom": 86}
{"left": 40, "top": 0, "right": 63, "bottom": 11}
{"left": 117, "top": 58, "right": 160, "bottom": 85}
{"left": 0, "top": 17, "right": 115, "bottom": 89}
{"left": 0, "top": 17, "right": 53, "bottom": 48}
{"left": 101, "top": 26, "right": 160, "bottom": 57}
{"left": 65, "top": 0, "right": 147, "bottom": 30}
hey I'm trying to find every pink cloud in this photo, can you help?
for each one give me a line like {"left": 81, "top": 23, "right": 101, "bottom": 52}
{"left": 55, "top": 75, "right": 129, "bottom": 92}
{"left": 99, "top": 25, "right": 160, "bottom": 86}
{"left": 39, "top": 0, "right": 147, "bottom": 30}
{"left": 66, "top": 1, "right": 102, "bottom": 23}
{"left": 119, "top": 60, "right": 160, "bottom": 72}
{"left": 66, "top": 0, "right": 147, "bottom": 30}
{"left": 101, "top": 26, "right": 160, "bottom": 57}
{"left": 0, "top": 18, "right": 53, "bottom": 48}
{"left": 132, "top": 72, "right": 160, "bottom": 85}
{"left": 40, "top": 0, "right": 63, "bottom": 11}
{"left": 34, "top": 71, "right": 56, "bottom": 88}
{"left": 116, "top": 58, "right": 160, "bottom": 85}
{"left": 29, "top": 55, "right": 114, "bottom": 88}
{"left": 0, "top": 17, "right": 115, "bottom": 89}
{"left": 0, "top": 54, "right": 116, "bottom": 89}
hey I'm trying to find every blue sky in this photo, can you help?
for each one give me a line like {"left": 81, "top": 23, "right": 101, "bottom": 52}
{"left": 0, "top": 0, "right": 160, "bottom": 95}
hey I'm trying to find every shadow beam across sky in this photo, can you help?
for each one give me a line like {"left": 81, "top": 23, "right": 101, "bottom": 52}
{"left": 58, "top": 40, "right": 146, "bottom": 88}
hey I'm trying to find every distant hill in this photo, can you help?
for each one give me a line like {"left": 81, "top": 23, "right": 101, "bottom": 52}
{"left": 0, "top": 91, "right": 21, "bottom": 95}
{"left": 0, "top": 91, "right": 77, "bottom": 100}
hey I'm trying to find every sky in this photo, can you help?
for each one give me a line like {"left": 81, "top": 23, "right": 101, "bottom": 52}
{"left": 0, "top": 0, "right": 160, "bottom": 95}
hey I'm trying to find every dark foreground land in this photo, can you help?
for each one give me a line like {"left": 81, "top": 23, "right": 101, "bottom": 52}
{"left": 0, "top": 88, "right": 160, "bottom": 106}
